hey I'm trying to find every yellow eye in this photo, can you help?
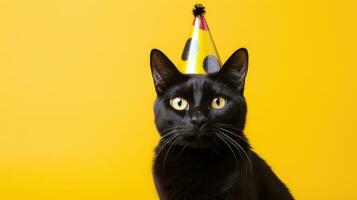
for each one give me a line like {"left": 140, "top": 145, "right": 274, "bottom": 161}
{"left": 170, "top": 97, "right": 188, "bottom": 110}
{"left": 211, "top": 97, "right": 226, "bottom": 109}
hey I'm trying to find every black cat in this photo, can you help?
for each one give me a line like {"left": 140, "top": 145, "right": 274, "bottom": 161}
{"left": 150, "top": 48, "right": 294, "bottom": 200}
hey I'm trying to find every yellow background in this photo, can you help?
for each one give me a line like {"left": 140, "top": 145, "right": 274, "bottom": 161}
{"left": 0, "top": 0, "right": 356, "bottom": 199}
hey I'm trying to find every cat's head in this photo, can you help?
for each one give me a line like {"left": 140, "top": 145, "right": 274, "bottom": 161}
{"left": 150, "top": 48, "right": 249, "bottom": 149}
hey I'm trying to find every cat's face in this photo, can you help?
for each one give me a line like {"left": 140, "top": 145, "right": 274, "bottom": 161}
{"left": 150, "top": 49, "right": 249, "bottom": 149}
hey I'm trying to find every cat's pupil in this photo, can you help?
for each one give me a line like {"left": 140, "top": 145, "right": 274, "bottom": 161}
{"left": 177, "top": 99, "right": 182, "bottom": 106}
{"left": 215, "top": 98, "right": 220, "bottom": 105}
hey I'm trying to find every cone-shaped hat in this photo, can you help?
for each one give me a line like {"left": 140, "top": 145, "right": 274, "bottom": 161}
{"left": 178, "top": 4, "right": 221, "bottom": 74}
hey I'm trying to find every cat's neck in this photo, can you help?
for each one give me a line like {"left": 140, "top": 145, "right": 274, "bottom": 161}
{"left": 154, "top": 144, "right": 250, "bottom": 174}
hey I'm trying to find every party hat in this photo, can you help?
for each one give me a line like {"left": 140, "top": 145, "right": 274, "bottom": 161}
{"left": 179, "top": 4, "right": 221, "bottom": 74}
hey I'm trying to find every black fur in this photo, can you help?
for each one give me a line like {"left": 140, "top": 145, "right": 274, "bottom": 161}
{"left": 150, "top": 48, "right": 294, "bottom": 200}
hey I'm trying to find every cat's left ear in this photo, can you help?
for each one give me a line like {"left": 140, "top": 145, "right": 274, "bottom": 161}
{"left": 219, "top": 48, "right": 249, "bottom": 94}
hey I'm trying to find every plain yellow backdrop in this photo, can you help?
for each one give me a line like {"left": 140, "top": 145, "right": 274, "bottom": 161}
{"left": 0, "top": 0, "right": 356, "bottom": 199}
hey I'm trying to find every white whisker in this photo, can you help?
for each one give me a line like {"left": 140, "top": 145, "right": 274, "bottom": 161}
{"left": 215, "top": 132, "right": 239, "bottom": 168}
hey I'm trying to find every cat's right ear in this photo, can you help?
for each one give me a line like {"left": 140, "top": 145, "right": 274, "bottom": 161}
{"left": 150, "top": 49, "right": 182, "bottom": 95}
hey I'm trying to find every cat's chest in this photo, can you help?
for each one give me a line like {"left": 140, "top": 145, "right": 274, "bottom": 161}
{"left": 153, "top": 150, "right": 243, "bottom": 200}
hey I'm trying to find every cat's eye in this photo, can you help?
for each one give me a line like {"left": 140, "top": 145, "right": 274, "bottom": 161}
{"left": 170, "top": 97, "right": 188, "bottom": 110}
{"left": 211, "top": 96, "right": 226, "bottom": 109}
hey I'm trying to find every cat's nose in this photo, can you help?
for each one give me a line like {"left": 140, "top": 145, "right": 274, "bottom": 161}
{"left": 190, "top": 116, "right": 208, "bottom": 129}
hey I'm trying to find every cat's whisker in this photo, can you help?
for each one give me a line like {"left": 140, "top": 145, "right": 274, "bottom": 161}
{"left": 209, "top": 144, "right": 220, "bottom": 156}
{"left": 162, "top": 134, "right": 182, "bottom": 169}
{"left": 216, "top": 126, "right": 249, "bottom": 144}
{"left": 214, "top": 126, "right": 250, "bottom": 174}
{"left": 160, "top": 126, "right": 177, "bottom": 133}
{"left": 217, "top": 130, "right": 247, "bottom": 174}
{"left": 216, "top": 123, "right": 240, "bottom": 129}
{"left": 215, "top": 123, "right": 248, "bottom": 140}
{"left": 215, "top": 132, "right": 239, "bottom": 169}
{"left": 155, "top": 132, "right": 180, "bottom": 162}
{"left": 160, "top": 130, "right": 178, "bottom": 140}
{"left": 215, "top": 123, "right": 244, "bottom": 133}
{"left": 218, "top": 131, "right": 253, "bottom": 176}
{"left": 208, "top": 130, "right": 221, "bottom": 156}
{"left": 178, "top": 140, "right": 188, "bottom": 157}
{"left": 219, "top": 133, "right": 249, "bottom": 175}
{"left": 159, "top": 126, "right": 186, "bottom": 141}
{"left": 159, "top": 126, "right": 184, "bottom": 137}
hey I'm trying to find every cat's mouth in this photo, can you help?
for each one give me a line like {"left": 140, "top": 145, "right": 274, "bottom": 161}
{"left": 180, "top": 131, "right": 213, "bottom": 148}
